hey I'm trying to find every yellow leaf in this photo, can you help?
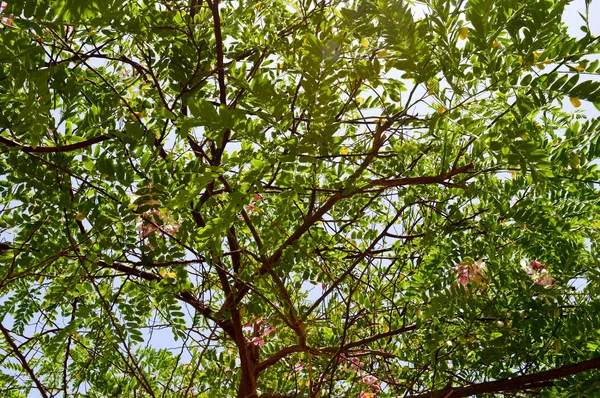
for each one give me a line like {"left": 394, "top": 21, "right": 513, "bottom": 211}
{"left": 570, "top": 97, "right": 581, "bottom": 108}
{"left": 340, "top": 146, "right": 349, "bottom": 155}
{"left": 360, "top": 38, "right": 369, "bottom": 47}
{"left": 38, "top": 275, "right": 45, "bottom": 284}
{"left": 127, "top": 112, "right": 143, "bottom": 121}
{"left": 76, "top": 212, "right": 86, "bottom": 221}
{"left": 356, "top": 97, "right": 365, "bottom": 104}
{"left": 570, "top": 153, "right": 580, "bottom": 169}
{"left": 510, "top": 170, "right": 518, "bottom": 179}
{"left": 165, "top": 272, "right": 176, "bottom": 278}
{"left": 240, "top": 305, "right": 246, "bottom": 318}
{"left": 491, "top": 42, "right": 501, "bottom": 48}
{"left": 574, "top": 65, "right": 585, "bottom": 72}
{"left": 459, "top": 27, "right": 468, "bottom": 40}
{"left": 437, "top": 106, "right": 446, "bottom": 114}
{"left": 533, "top": 51, "right": 540, "bottom": 60}
{"left": 519, "top": 55, "right": 524, "bottom": 65}
{"left": 376, "top": 49, "right": 388, "bottom": 57}
{"left": 159, "top": 269, "right": 167, "bottom": 276}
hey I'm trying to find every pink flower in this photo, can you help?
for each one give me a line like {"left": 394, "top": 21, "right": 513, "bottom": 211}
{"left": 530, "top": 260, "right": 544, "bottom": 270}
{"left": 262, "top": 326, "right": 276, "bottom": 336}
{"left": 361, "top": 375, "right": 379, "bottom": 385}
{"left": 162, "top": 225, "right": 179, "bottom": 235}
{"left": 119, "top": 68, "right": 132, "bottom": 79}
{"left": 0, "top": 2, "right": 6, "bottom": 12}
{"left": 457, "top": 274, "right": 469, "bottom": 286}
{"left": 242, "top": 322, "right": 253, "bottom": 333}
{"left": 293, "top": 363, "right": 304, "bottom": 372}
{"left": 453, "top": 260, "right": 486, "bottom": 287}
{"left": 136, "top": 222, "right": 156, "bottom": 238}
{"left": 253, "top": 193, "right": 262, "bottom": 201}
{"left": 522, "top": 259, "right": 556, "bottom": 288}
{"left": 251, "top": 337, "right": 265, "bottom": 347}
{"left": 339, "top": 354, "right": 363, "bottom": 370}
{"left": 522, "top": 264, "right": 536, "bottom": 276}
{"left": 535, "top": 270, "right": 555, "bottom": 287}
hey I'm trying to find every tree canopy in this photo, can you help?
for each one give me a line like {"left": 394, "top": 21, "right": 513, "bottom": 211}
{"left": 2, "top": 0, "right": 600, "bottom": 397}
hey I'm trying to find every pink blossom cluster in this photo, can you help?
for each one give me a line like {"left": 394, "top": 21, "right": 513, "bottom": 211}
{"left": 136, "top": 209, "right": 161, "bottom": 238}
{"left": 522, "top": 260, "right": 555, "bottom": 287}
{"left": 338, "top": 354, "right": 381, "bottom": 396}
{"left": 293, "top": 363, "right": 304, "bottom": 372}
{"left": 243, "top": 319, "right": 276, "bottom": 348}
{"left": 1, "top": 2, "right": 13, "bottom": 26}
{"left": 452, "top": 259, "right": 486, "bottom": 287}
{"left": 135, "top": 209, "right": 180, "bottom": 242}
{"left": 132, "top": 185, "right": 179, "bottom": 243}
{"left": 339, "top": 353, "right": 363, "bottom": 371}
{"left": 245, "top": 193, "right": 262, "bottom": 213}
{"left": 361, "top": 374, "right": 381, "bottom": 392}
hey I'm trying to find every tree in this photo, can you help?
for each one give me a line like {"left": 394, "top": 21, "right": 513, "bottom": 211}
{"left": 1, "top": 0, "right": 600, "bottom": 396}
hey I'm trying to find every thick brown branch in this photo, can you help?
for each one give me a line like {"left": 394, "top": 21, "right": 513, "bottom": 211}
{"left": 256, "top": 325, "right": 417, "bottom": 373}
{"left": 256, "top": 344, "right": 305, "bottom": 373}
{"left": 368, "top": 163, "right": 474, "bottom": 189}
{"left": 407, "top": 355, "right": 600, "bottom": 398}
{"left": 207, "top": 0, "right": 226, "bottom": 106}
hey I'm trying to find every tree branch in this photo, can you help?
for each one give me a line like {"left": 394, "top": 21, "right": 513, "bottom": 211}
{"left": 407, "top": 355, "right": 600, "bottom": 398}
{"left": 96, "top": 261, "right": 235, "bottom": 338}
{"left": 256, "top": 325, "right": 417, "bottom": 373}
{"left": 0, "top": 322, "right": 49, "bottom": 398}
{"left": 0, "top": 135, "right": 110, "bottom": 153}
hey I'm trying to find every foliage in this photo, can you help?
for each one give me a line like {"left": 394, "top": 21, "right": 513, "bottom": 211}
{"left": 1, "top": 0, "right": 600, "bottom": 397}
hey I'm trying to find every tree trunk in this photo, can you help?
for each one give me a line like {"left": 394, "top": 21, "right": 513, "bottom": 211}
{"left": 236, "top": 341, "right": 260, "bottom": 398}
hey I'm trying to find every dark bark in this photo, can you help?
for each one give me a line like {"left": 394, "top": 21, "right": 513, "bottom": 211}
{"left": 407, "top": 355, "right": 600, "bottom": 397}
